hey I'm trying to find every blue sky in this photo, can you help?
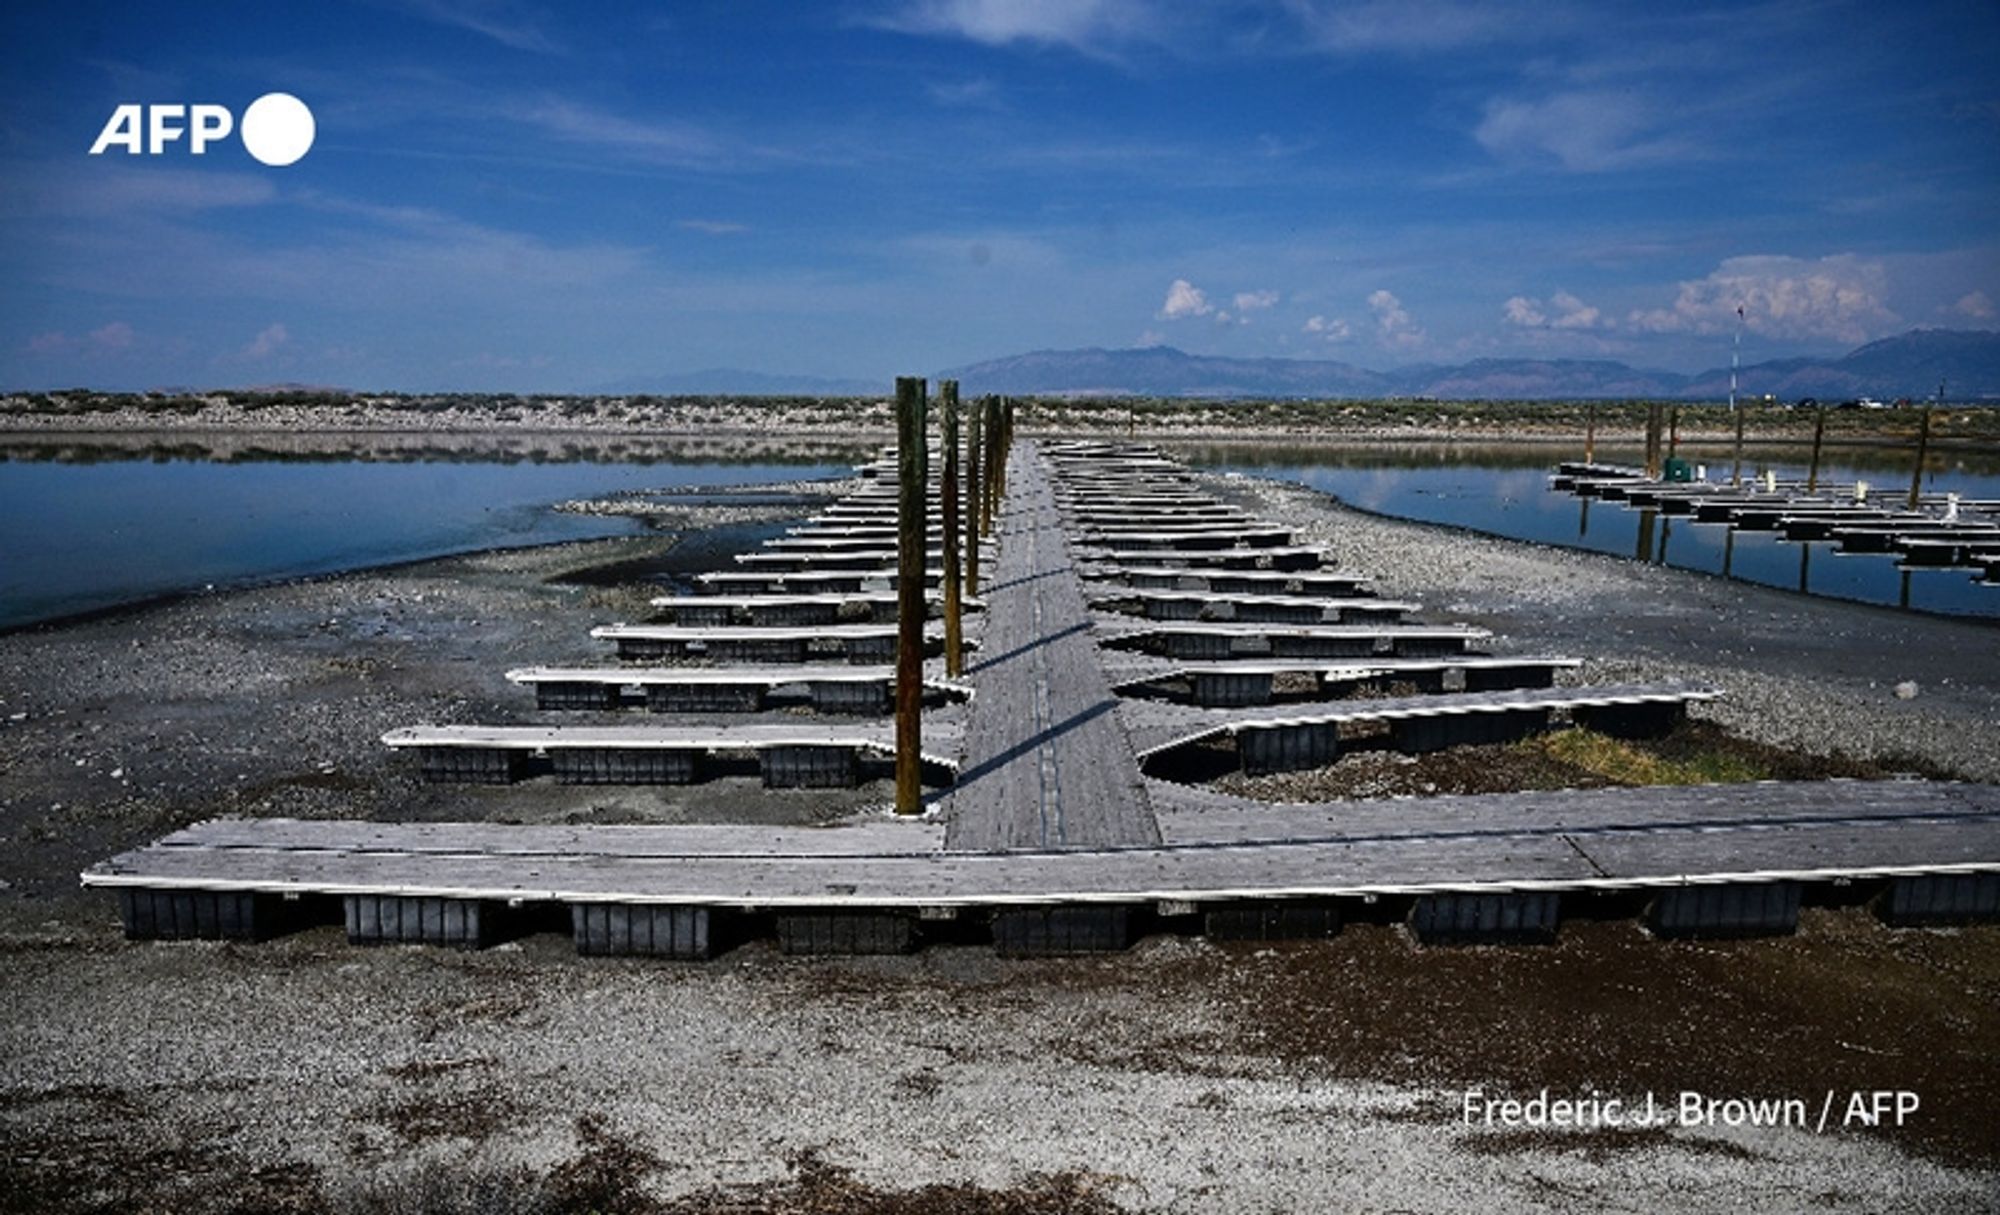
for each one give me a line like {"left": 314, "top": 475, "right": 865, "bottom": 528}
{"left": 2, "top": 0, "right": 1996, "bottom": 391}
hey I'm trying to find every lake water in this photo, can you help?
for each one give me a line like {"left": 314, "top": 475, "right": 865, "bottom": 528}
{"left": 1186, "top": 442, "right": 2000, "bottom": 620}
{"left": 7, "top": 436, "right": 1996, "bottom": 631}
{"left": 0, "top": 445, "right": 852, "bottom": 629}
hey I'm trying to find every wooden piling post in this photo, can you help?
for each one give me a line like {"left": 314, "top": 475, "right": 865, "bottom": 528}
{"left": 996, "top": 397, "right": 1013, "bottom": 502}
{"left": 893, "top": 376, "right": 927, "bottom": 816}
{"left": 982, "top": 395, "right": 1002, "bottom": 535}
{"left": 1908, "top": 405, "right": 1933, "bottom": 511}
{"left": 940, "top": 381, "right": 963, "bottom": 678}
{"left": 1000, "top": 399, "right": 1016, "bottom": 489}
{"left": 965, "top": 399, "right": 982, "bottom": 597}
{"left": 1643, "top": 403, "right": 1663, "bottom": 480}
{"left": 1667, "top": 406, "right": 1680, "bottom": 457}
{"left": 1583, "top": 402, "right": 1597, "bottom": 464}
{"left": 1806, "top": 403, "right": 1827, "bottom": 494}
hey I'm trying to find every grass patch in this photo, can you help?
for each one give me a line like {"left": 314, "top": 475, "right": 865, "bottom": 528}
{"left": 1209, "top": 719, "right": 1952, "bottom": 803}
{"left": 1528, "top": 727, "right": 1769, "bottom": 786}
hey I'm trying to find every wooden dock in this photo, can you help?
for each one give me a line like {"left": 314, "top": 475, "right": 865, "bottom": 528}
{"left": 1550, "top": 463, "right": 2000, "bottom": 586}
{"left": 84, "top": 436, "right": 2000, "bottom": 954}
{"left": 939, "top": 448, "right": 1160, "bottom": 852}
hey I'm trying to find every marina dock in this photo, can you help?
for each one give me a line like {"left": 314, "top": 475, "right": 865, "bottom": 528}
{"left": 1551, "top": 461, "right": 2000, "bottom": 585}
{"left": 85, "top": 431, "right": 2000, "bottom": 955}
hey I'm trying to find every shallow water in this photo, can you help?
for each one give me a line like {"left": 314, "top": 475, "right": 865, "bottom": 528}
{"left": 0, "top": 454, "right": 848, "bottom": 629}
{"left": 1188, "top": 442, "right": 2000, "bottom": 620}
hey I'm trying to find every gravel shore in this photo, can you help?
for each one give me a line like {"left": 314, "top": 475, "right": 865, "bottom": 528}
{"left": 1203, "top": 469, "right": 2000, "bottom": 784}
{"left": 2, "top": 468, "right": 1996, "bottom": 1212}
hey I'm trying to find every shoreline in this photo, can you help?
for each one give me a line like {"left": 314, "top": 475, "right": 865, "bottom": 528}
{"left": 1203, "top": 471, "right": 2000, "bottom": 784}
{"left": 2, "top": 465, "right": 1996, "bottom": 1210}
{"left": 0, "top": 530, "right": 650, "bottom": 639}
{"left": 10, "top": 450, "right": 1993, "bottom": 637}
{"left": 4, "top": 390, "right": 1996, "bottom": 456}
{"left": 0, "top": 471, "right": 862, "bottom": 637}
{"left": 1232, "top": 471, "right": 2000, "bottom": 631}
{"left": 3, "top": 422, "right": 1988, "bottom": 450}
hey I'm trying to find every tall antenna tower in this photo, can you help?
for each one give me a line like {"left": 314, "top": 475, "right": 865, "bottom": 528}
{"left": 1730, "top": 304, "right": 1743, "bottom": 410}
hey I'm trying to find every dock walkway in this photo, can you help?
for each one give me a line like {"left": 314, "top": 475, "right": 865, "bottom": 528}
{"left": 1550, "top": 464, "right": 2000, "bottom": 586}
{"left": 942, "top": 445, "right": 1160, "bottom": 851}
{"left": 84, "top": 438, "right": 2000, "bottom": 953}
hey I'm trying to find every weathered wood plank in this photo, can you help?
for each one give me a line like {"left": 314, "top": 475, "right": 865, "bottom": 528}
{"left": 380, "top": 722, "right": 963, "bottom": 772}
{"left": 1146, "top": 777, "right": 1996, "bottom": 846}
{"left": 165, "top": 816, "right": 944, "bottom": 856}
{"left": 943, "top": 442, "right": 1161, "bottom": 851}
{"left": 84, "top": 808, "right": 2000, "bottom": 905}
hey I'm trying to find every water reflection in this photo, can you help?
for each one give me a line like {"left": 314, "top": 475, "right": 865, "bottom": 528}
{"left": 1193, "top": 443, "right": 2000, "bottom": 619}
{"left": 0, "top": 454, "right": 848, "bottom": 629}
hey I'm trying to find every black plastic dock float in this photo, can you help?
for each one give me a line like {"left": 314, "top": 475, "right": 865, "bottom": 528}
{"left": 1646, "top": 882, "right": 1801, "bottom": 939}
{"left": 419, "top": 747, "right": 523, "bottom": 784}
{"left": 345, "top": 894, "right": 504, "bottom": 949}
{"left": 1409, "top": 892, "right": 1560, "bottom": 944}
{"left": 505, "top": 665, "right": 955, "bottom": 716}
{"left": 1203, "top": 900, "right": 1341, "bottom": 940}
{"left": 572, "top": 904, "right": 713, "bottom": 958}
{"left": 775, "top": 910, "right": 917, "bottom": 955}
{"left": 1097, "top": 620, "right": 1492, "bottom": 661}
{"left": 551, "top": 747, "right": 702, "bottom": 785}
{"left": 1124, "top": 683, "right": 1717, "bottom": 774}
{"left": 991, "top": 906, "right": 1135, "bottom": 956}
{"left": 760, "top": 745, "right": 859, "bottom": 788}
{"left": 588, "top": 623, "right": 950, "bottom": 663}
{"left": 1391, "top": 707, "right": 1550, "bottom": 753}
{"left": 117, "top": 889, "right": 294, "bottom": 942}
{"left": 1240, "top": 722, "right": 1341, "bottom": 774}
{"left": 381, "top": 725, "right": 960, "bottom": 789}
{"left": 1877, "top": 873, "right": 2000, "bottom": 926}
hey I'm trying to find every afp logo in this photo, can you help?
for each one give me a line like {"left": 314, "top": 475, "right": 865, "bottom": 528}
{"left": 89, "top": 93, "right": 316, "bottom": 167}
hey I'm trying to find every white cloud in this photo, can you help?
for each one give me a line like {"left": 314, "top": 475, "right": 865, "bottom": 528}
{"left": 0, "top": 164, "right": 277, "bottom": 222}
{"left": 1953, "top": 290, "right": 1996, "bottom": 321}
{"left": 873, "top": 0, "right": 1157, "bottom": 56}
{"left": 1504, "top": 290, "right": 1606, "bottom": 329}
{"left": 1548, "top": 291, "right": 1602, "bottom": 330}
{"left": 1627, "top": 255, "right": 1898, "bottom": 344}
{"left": 1368, "top": 289, "right": 1424, "bottom": 348}
{"left": 89, "top": 321, "right": 136, "bottom": 349}
{"left": 1159, "top": 278, "right": 1214, "bottom": 319}
{"left": 1285, "top": 0, "right": 1561, "bottom": 52}
{"left": 241, "top": 323, "right": 291, "bottom": 360}
{"left": 1136, "top": 329, "right": 1165, "bottom": 347}
{"left": 22, "top": 322, "right": 137, "bottom": 356}
{"left": 512, "top": 97, "right": 727, "bottom": 168}
{"left": 927, "top": 78, "right": 1003, "bottom": 109}
{"left": 1233, "top": 289, "right": 1279, "bottom": 313}
{"left": 1303, "top": 314, "right": 1351, "bottom": 342}
{"left": 676, "top": 219, "right": 749, "bottom": 235}
{"left": 1475, "top": 90, "right": 1694, "bottom": 172}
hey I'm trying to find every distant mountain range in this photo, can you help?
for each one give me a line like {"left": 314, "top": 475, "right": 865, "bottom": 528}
{"left": 588, "top": 368, "right": 880, "bottom": 397}
{"left": 934, "top": 329, "right": 2000, "bottom": 401}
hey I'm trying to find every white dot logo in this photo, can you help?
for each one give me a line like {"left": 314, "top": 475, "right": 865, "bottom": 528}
{"left": 240, "top": 92, "right": 315, "bottom": 167}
